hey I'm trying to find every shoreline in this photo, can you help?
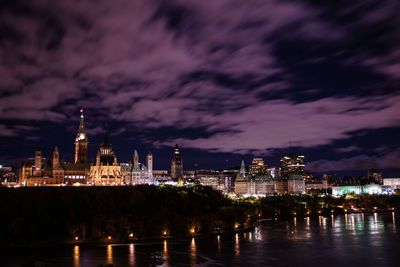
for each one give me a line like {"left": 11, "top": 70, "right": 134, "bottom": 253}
{"left": 2, "top": 211, "right": 397, "bottom": 248}
{"left": 0, "top": 226, "right": 256, "bottom": 249}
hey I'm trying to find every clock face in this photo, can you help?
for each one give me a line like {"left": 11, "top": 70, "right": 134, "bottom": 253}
{"left": 79, "top": 133, "right": 85, "bottom": 140}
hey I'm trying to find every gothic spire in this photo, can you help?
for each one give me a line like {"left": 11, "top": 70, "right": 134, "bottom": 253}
{"left": 239, "top": 160, "right": 246, "bottom": 177}
{"left": 79, "top": 108, "right": 85, "bottom": 130}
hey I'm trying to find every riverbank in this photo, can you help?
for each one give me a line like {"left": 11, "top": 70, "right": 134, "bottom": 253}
{"left": 1, "top": 186, "right": 400, "bottom": 247}
{"left": 0, "top": 185, "right": 258, "bottom": 246}
{"left": 0, "top": 225, "right": 256, "bottom": 248}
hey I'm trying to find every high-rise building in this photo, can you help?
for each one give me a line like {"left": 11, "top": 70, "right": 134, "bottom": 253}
{"left": 74, "top": 109, "right": 88, "bottom": 163}
{"left": 171, "top": 144, "right": 183, "bottom": 179}
{"left": 280, "top": 154, "right": 305, "bottom": 177}
{"left": 248, "top": 158, "right": 267, "bottom": 176}
{"left": 368, "top": 169, "right": 382, "bottom": 184}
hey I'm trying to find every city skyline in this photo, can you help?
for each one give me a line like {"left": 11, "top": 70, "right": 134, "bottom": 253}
{"left": 12, "top": 109, "right": 394, "bottom": 178}
{"left": 1, "top": 0, "right": 400, "bottom": 175}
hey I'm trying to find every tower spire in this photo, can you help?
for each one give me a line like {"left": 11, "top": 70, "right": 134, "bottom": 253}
{"left": 75, "top": 108, "right": 88, "bottom": 163}
{"left": 239, "top": 160, "right": 246, "bottom": 178}
{"left": 79, "top": 108, "right": 85, "bottom": 130}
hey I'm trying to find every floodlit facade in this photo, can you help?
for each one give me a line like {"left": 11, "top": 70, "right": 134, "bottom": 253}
{"left": 19, "top": 111, "right": 91, "bottom": 186}
{"left": 287, "top": 174, "right": 306, "bottom": 194}
{"left": 88, "top": 134, "right": 123, "bottom": 184}
{"left": 332, "top": 184, "right": 382, "bottom": 196}
{"left": 383, "top": 178, "right": 400, "bottom": 189}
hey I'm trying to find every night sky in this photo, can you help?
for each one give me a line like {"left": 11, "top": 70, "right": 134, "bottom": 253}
{"left": 1, "top": 0, "right": 399, "bottom": 176}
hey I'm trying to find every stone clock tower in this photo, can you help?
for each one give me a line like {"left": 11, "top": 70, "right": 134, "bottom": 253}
{"left": 74, "top": 109, "right": 88, "bottom": 163}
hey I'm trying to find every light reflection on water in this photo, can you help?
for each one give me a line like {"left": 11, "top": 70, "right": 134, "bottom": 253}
{"left": 81, "top": 214, "right": 396, "bottom": 266}
{"left": 73, "top": 245, "right": 79, "bottom": 267}
{"left": 235, "top": 233, "right": 240, "bottom": 256}
{"left": 4, "top": 213, "right": 399, "bottom": 267}
{"left": 393, "top": 212, "right": 396, "bottom": 231}
{"left": 129, "top": 243, "right": 135, "bottom": 266}
{"left": 189, "top": 238, "right": 196, "bottom": 266}
{"left": 217, "top": 235, "right": 221, "bottom": 254}
{"left": 106, "top": 244, "right": 113, "bottom": 265}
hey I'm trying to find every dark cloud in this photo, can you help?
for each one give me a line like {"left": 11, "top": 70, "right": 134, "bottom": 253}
{"left": 0, "top": 0, "right": 399, "bottom": 172}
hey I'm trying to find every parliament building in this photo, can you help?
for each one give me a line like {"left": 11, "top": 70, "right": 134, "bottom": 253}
{"left": 19, "top": 110, "right": 153, "bottom": 186}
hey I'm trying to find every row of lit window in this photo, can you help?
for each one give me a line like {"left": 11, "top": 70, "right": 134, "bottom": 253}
{"left": 65, "top": 175, "right": 85, "bottom": 179}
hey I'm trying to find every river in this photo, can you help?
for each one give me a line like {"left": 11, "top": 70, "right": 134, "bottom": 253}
{"left": 3, "top": 213, "right": 399, "bottom": 266}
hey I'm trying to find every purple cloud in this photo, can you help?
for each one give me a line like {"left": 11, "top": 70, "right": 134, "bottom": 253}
{"left": 0, "top": 0, "right": 399, "bottom": 172}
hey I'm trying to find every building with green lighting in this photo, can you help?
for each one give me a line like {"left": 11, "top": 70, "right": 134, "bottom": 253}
{"left": 332, "top": 184, "right": 382, "bottom": 196}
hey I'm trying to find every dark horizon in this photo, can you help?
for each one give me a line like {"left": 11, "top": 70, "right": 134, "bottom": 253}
{"left": 1, "top": 0, "right": 399, "bottom": 176}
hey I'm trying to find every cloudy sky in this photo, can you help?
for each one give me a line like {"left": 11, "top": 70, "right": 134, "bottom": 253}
{"left": 1, "top": 0, "right": 399, "bottom": 175}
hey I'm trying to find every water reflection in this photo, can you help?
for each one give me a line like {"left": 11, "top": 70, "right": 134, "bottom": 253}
{"left": 235, "top": 233, "right": 240, "bottom": 256}
{"left": 392, "top": 212, "right": 396, "bottom": 232}
{"left": 305, "top": 217, "right": 310, "bottom": 229}
{"left": 163, "top": 240, "right": 169, "bottom": 266}
{"left": 107, "top": 245, "right": 113, "bottom": 265}
{"left": 190, "top": 238, "right": 197, "bottom": 266}
{"left": 63, "top": 214, "right": 399, "bottom": 266}
{"left": 10, "top": 214, "right": 398, "bottom": 267}
{"left": 254, "top": 226, "right": 262, "bottom": 240}
{"left": 129, "top": 243, "right": 135, "bottom": 266}
{"left": 321, "top": 216, "right": 327, "bottom": 230}
{"left": 73, "top": 245, "right": 79, "bottom": 267}
{"left": 217, "top": 235, "right": 221, "bottom": 254}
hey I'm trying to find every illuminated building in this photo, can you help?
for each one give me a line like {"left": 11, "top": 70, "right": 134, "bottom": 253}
{"left": 197, "top": 170, "right": 221, "bottom": 191}
{"left": 20, "top": 146, "right": 66, "bottom": 185}
{"left": 248, "top": 158, "right": 267, "bottom": 176}
{"left": 234, "top": 160, "right": 275, "bottom": 196}
{"left": 19, "top": 110, "right": 91, "bottom": 185}
{"left": 122, "top": 150, "right": 153, "bottom": 184}
{"left": 235, "top": 177, "right": 275, "bottom": 196}
{"left": 368, "top": 169, "right": 382, "bottom": 184}
{"left": 332, "top": 184, "right": 382, "bottom": 196}
{"left": 274, "top": 178, "right": 288, "bottom": 194}
{"left": 88, "top": 134, "right": 123, "bottom": 184}
{"left": 280, "top": 154, "right": 305, "bottom": 177}
{"left": 171, "top": 144, "right": 184, "bottom": 180}
{"left": 0, "top": 166, "right": 16, "bottom": 184}
{"left": 274, "top": 175, "right": 305, "bottom": 195}
{"left": 51, "top": 146, "right": 64, "bottom": 181}
{"left": 287, "top": 174, "right": 305, "bottom": 194}
{"left": 383, "top": 178, "right": 400, "bottom": 189}
{"left": 235, "top": 160, "right": 248, "bottom": 194}
{"left": 305, "top": 180, "right": 328, "bottom": 192}
{"left": 74, "top": 109, "right": 88, "bottom": 163}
